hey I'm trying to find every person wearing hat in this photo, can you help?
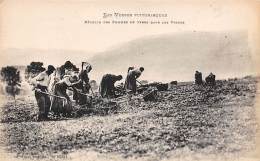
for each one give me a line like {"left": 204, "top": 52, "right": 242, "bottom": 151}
{"left": 99, "top": 74, "right": 123, "bottom": 98}
{"left": 51, "top": 74, "right": 81, "bottom": 117}
{"left": 33, "top": 65, "right": 56, "bottom": 121}
{"left": 60, "top": 61, "right": 78, "bottom": 79}
{"left": 125, "top": 67, "right": 144, "bottom": 94}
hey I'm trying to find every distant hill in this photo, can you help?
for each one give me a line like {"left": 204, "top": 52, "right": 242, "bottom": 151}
{"left": 0, "top": 31, "right": 254, "bottom": 83}
{"left": 89, "top": 31, "right": 253, "bottom": 82}
{"left": 0, "top": 49, "right": 92, "bottom": 68}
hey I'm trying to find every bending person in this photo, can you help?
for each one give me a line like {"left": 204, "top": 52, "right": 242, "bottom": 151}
{"left": 125, "top": 67, "right": 144, "bottom": 94}
{"left": 99, "top": 74, "right": 122, "bottom": 98}
{"left": 51, "top": 75, "right": 80, "bottom": 117}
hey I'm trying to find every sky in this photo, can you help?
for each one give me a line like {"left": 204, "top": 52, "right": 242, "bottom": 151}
{"left": 0, "top": 0, "right": 259, "bottom": 76}
{"left": 0, "top": 0, "right": 259, "bottom": 51}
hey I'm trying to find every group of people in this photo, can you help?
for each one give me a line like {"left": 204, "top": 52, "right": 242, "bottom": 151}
{"left": 32, "top": 61, "right": 145, "bottom": 121}
{"left": 195, "top": 71, "right": 216, "bottom": 85}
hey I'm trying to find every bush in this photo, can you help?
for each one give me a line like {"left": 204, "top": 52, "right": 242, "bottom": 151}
{"left": 1, "top": 66, "right": 21, "bottom": 86}
{"left": 1, "top": 66, "right": 21, "bottom": 97}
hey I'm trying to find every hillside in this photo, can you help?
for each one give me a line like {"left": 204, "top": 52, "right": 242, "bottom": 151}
{"left": 89, "top": 31, "right": 253, "bottom": 82}
{"left": 0, "top": 76, "right": 258, "bottom": 161}
{"left": 1, "top": 31, "right": 254, "bottom": 83}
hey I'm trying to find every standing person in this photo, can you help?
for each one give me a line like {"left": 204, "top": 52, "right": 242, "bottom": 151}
{"left": 73, "top": 62, "right": 92, "bottom": 105}
{"left": 125, "top": 67, "right": 144, "bottom": 94}
{"left": 79, "top": 62, "right": 92, "bottom": 93}
{"left": 195, "top": 71, "right": 203, "bottom": 85}
{"left": 124, "top": 66, "right": 134, "bottom": 89}
{"left": 51, "top": 74, "right": 81, "bottom": 117}
{"left": 99, "top": 74, "right": 123, "bottom": 98}
{"left": 33, "top": 65, "right": 56, "bottom": 121}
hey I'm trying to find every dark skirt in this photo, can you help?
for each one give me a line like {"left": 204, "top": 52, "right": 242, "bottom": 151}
{"left": 125, "top": 75, "right": 137, "bottom": 93}
{"left": 51, "top": 83, "right": 72, "bottom": 116}
{"left": 35, "top": 85, "right": 50, "bottom": 118}
{"left": 99, "top": 75, "right": 116, "bottom": 98}
{"left": 72, "top": 81, "right": 88, "bottom": 105}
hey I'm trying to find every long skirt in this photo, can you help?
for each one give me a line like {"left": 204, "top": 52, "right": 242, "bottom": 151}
{"left": 99, "top": 77, "right": 115, "bottom": 98}
{"left": 35, "top": 87, "right": 51, "bottom": 119}
{"left": 73, "top": 82, "right": 88, "bottom": 105}
{"left": 51, "top": 85, "right": 72, "bottom": 117}
{"left": 125, "top": 75, "right": 137, "bottom": 93}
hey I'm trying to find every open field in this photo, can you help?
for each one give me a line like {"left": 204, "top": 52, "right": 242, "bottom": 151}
{"left": 0, "top": 76, "right": 258, "bottom": 161}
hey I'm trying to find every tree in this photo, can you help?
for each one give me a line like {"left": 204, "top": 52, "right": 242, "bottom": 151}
{"left": 1, "top": 66, "right": 21, "bottom": 85}
{"left": 1, "top": 66, "right": 21, "bottom": 98}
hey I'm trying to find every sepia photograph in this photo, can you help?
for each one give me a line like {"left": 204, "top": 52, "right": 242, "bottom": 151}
{"left": 0, "top": 0, "right": 260, "bottom": 161}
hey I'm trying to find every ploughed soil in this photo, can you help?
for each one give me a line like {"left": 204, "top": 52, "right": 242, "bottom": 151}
{"left": 0, "top": 76, "right": 258, "bottom": 161}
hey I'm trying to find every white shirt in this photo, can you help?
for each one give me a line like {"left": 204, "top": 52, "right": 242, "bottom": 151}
{"left": 34, "top": 71, "right": 52, "bottom": 87}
